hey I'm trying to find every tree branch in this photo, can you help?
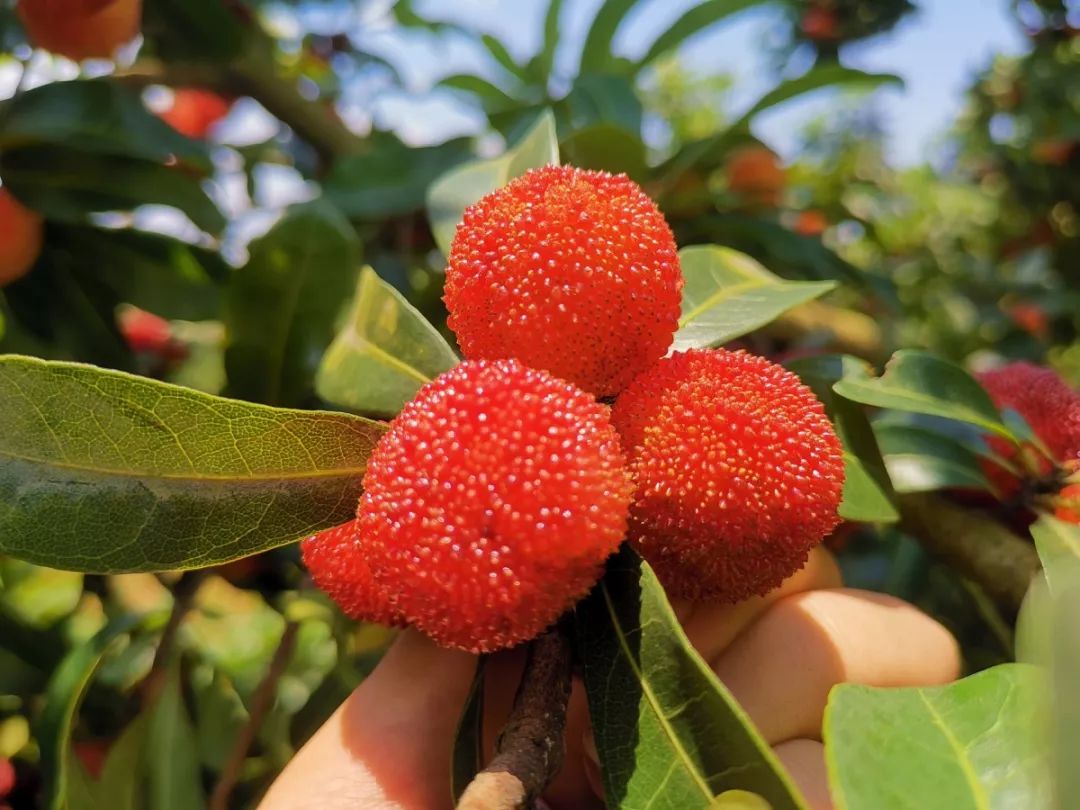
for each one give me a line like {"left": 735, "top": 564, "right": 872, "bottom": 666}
{"left": 210, "top": 621, "right": 300, "bottom": 810}
{"left": 457, "top": 628, "right": 573, "bottom": 810}
{"left": 140, "top": 570, "right": 204, "bottom": 705}
{"left": 898, "top": 492, "right": 1041, "bottom": 618}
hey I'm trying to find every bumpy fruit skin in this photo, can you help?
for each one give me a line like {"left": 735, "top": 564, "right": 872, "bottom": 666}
{"left": 444, "top": 165, "right": 682, "bottom": 397}
{"left": 301, "top": 520, "right": 402, "bottom": 626}
{"left": 160, "top": 89, "right": 232, "bottom": 139}
{"left": 0, "top": 189, "right": 43, "bottom": 287}
{"left": 976, "top": 363, "right": 1080, "bottom": 494}
{"left": 358, "top": 359, "right": 632, "bottom": 652}
{"left": 724, "top": 145, "right": 785, "bottom": 207}
{"left": 17, "top": 0, "right": 141, "bottom": 61}
{"left": 613, "top": 349, "right": 845, "bottom": 602}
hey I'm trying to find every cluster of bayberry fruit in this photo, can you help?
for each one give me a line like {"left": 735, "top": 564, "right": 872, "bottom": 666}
{"left": 302, "top": 165, "right": 846, "bottom": 653}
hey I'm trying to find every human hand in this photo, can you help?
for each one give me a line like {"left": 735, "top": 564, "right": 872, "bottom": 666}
{"left": 260, "top": 547, "right": 960, "bottom": 810}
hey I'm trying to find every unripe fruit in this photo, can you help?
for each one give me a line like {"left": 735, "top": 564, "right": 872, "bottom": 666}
{"left": 160, "top": 89, "right": 232, "bottom": 140}
{"left": 724, "top": 145, "right": 785, "bottom": 207}
{"left": 301, "top": 520, "right": 402, "bottom": 626}
{"left": 976, "top": 363, "right": 1080, "bottom": 494}
{"left": 17, "top": 0, "right": 141, "bottom": 62}
{"left": 0, "top": 189, "right": 43, "bottom": 287}
{"left": 444, "top": 165, "right": 682, "bottom": 397}
{"left": 613, "top": 349, "right": 845, "bottom": 602}
{"left": 358, "top": 359, "right": 632, "bottom": 652}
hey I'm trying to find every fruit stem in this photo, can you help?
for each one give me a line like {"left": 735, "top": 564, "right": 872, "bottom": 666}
{"left": 457, "top": 626, "right": 573, "bottom": 810}
{"left": 898, "top": 492, "right": 1041, "bottom": 619}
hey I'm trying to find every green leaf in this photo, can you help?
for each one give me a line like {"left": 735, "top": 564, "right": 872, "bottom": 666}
{"left": 141, "top": 0, "right": 247, "bottom": 62}
{"left": 481, "top": 34, "right": 529, "bottom": 83}
{"left": 0, "top": 355, "right": 385, "bottom": 573}
{"left": 577, "top": 547, "right": 806, "bottom": 809}
{"left": 787, "top": 355, "right": 898, "bottom": 523}
{"left": 427, "top": 109, "right": 559, "bottom": 255}
{"left": 438, "top": 74, "right": 519, "bottom": 112}
{"left": 224, "top": 201, "right": 361, "bottom": 407}
{"left": 1030, "top": 515, "right": 1080, "bottom": 596}
{"left": 0, "top": 560, "right": 82, "bottom": 628}
{"left": 316, "top": 268, "right": 458, "bottom": 417}
{"left": 451, "top": 661, "right": 486, "bottom": 802}
{"left": 38, "top": 616, "right": 142, "bottom": 810}
{"left": 874, "top": 423, "right": 990, "bottom": 494}
{"left": 560, "top": 73, "right": 643, "bottom": 134}
{"left": 833, "top": 350, "right": 1014, "bottom": 441}
{"left": 635, "top": 0, "right": 768, "bottom": 73}
{"left": 535, "top": 0, "right": 565, "bottom": 84}
{"left": 0, "top": 79, "right": 210, "bottom": 169}
{"left": 67, "top": 713, "right": 150, "bottom": 810}
{"left": 674, "top": 245, "right": 836, "bottom": 351}
{"left": 1, "top": 146, "right": 225, "bottom": 235}
{"left": 146, "top": 666, "right": 206, "bottom": 810}
{"left": 323, "top": 134, "right": 473, "bottom": 220}
{"left": 824, "top": 664, "right": 1052, "bottom": 810}
{"left": 559, "top": 124, "right": 648, "bottom": 181}
{"left": 737, "top": 67, "right": 902, "bottom": 126}
{"left": 579, "top": 0, "right": 637, "bottom": 74}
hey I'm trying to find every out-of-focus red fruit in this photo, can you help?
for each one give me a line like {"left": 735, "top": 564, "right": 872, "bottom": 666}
{"left": 794, "top": 209, "right": 828, "bottom": 236}
{"left": 0, "top": 758, "right": 14, "bottom": 798}
{"left": 0, "top": 189, "right": 44, "bottom": 287}
{"left": 1031, "top": 139, "right": 1075, "bottom": 166}
{"left": 801, "top": 5, "right": 840, "bottom": 41}
{"left": 725, "top": 145, "right": 786, "bottom": 207}
{"left": 73, "top": 740, "right": 109, "bottom": 779}
{"left": 977, "top": 363, "right": 1080, "bottom": 496}
{"left": 117, "top": 307, "right": 186, "bottom": 361}
{"left": 613, "top": 348, "right": 845, "bottom": 602}
{"left": 17, "top": 0, "right": 141, "bottom": 61}
{"left": 444, "top": 165, "right": 683, "bottom": 397}
{"left": 159, "top": 89, "right": 232, "bottom": 140}
{"left": 1005, "top": 301, "right": 1049, "bottom": 339}
{"left": 1056, "top": 483, "right": 1080, "bottom": 524}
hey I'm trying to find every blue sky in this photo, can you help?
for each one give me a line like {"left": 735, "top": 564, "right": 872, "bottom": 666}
{"left": 340, "top": 0, "right": 1029, "bottom": 166}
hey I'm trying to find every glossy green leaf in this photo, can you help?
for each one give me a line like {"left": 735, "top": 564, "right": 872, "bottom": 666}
{"left": 438, "top": 74, "right": 519, "bottom": 112}
{"left": 451, "top": 660, "right": 486, "bottom": 802}
{"left": 674, "top": 245, "right": 836, "bottom": 351}
{"left": 833, "top": 350, "right": 1014, "bottom": 440}
{"left": 481, "top": 34, "right": 529, "bottom": 83}
{"left": 38, "top": 616, "right": 141, "bottom": 810}
{"left": 577, "top": 547, "right": 806, "bottom": 809}
{"left": 0, "top": 79, "right": 209, "bottom": 169}
{"left": 1030, "top": 515, "right": 1080, "bottom": 596}
{"left": 874, "top": 423, "right": 990, "bottom": 494}
{"left": 737, "top": 66, "right": 902, "bottom": 125}
{"left": 224, "top": 201, "right": 361, "bottom": 407}
{"left": 0, "top": 355, "right": 385, "bottom": 573}
{"left": 635, "top": 0, "right": 768, "bottom": 72}
{"left": 825, "top": 664, "right": 1051, "bottom": 810}
{"left": 316, "top": 268, "right": 458, "bottom": 417}
{"left": 323, "top": 135, "right": 473, "bottom": 220}
{"left": 146, "top": 666, "right": 205, "bottom": 810}
{"left": 1, "top": 146, "right": 225, "bottom": 234}
{"left": 427, "top": 109, "right": 559, "bottom": 255}
{"left": 579, "top": 0, "right": 637, "bottom": 74}
{"left": 786, "top": 355, "right": 898, "bottom": 523}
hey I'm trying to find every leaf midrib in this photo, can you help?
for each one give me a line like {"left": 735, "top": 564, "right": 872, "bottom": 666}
{"left": 0, "top": 448, "right": 369, "bottom": 484}
{"left": 599, "top": 582, "right": 715, "bottom": 800}
{"left": 915, "top": 691, "right": 989, "bottom": 809}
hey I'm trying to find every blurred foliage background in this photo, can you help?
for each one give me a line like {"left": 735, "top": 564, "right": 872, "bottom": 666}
{"left": 0, "top": 0, "right": 1077, "bottom": 807}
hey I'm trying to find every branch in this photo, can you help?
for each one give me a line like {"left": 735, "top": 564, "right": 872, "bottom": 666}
{"left": 210, "top": 621, "right": 300, "bottom": 810}
{"left": 898, "top": 492, "right": 1041, "bottom": 618}
{"left": 457, "top": 628, "right": 573, "bottom": 810}
{"left": 140, "top": 570, "right": 204, "bottom": 705}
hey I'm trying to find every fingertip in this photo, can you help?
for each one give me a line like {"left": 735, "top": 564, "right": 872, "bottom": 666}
{"left": 774, "top": 739, "right": 832, "bottom": 810}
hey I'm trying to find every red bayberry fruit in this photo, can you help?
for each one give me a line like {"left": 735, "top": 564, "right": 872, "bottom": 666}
{"left": 444, "top": 165, "right": 682, "bottom": 397}
{"left": 357, "top": 359, "right": 632, "bottom": 652}
{"left": 302, "top": 520, "right": 403, "bottom": 626}
{"left": 160, "top": 89, "right": 232, "bottom": 139}
{"left": 0, "top": 758, "right": 14, "bottom": 798}
{"left": 801, "top": 5, "right": 840, "bottom": 41}
{"left": 976, "top": 363, "right": 1080, "bottom": 494}
{"left": 0, "top": 188, "right": 43, "bottom": 287}
{"left": 17, "top": 0, "right": 141, "bottom": 61}
{"left": 793, "top": 209, "right": 828, "bottom": 236}
{"left": 612, "top": 348, "right": 845, "bottom": 602}
{"left": 724, "top": 145, "right": 786, "bottom": 207}
{"left": 1057, "top": 483, "right": 1080, "bottom": 524}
